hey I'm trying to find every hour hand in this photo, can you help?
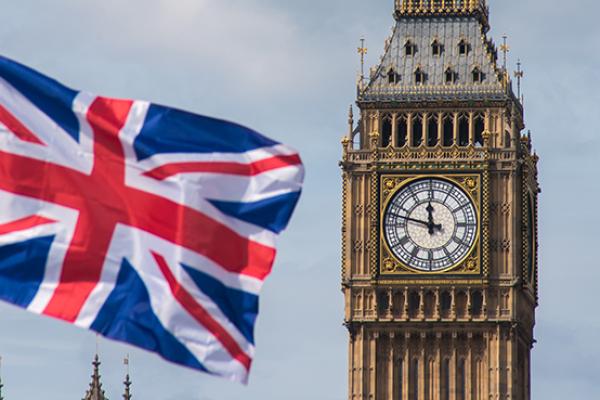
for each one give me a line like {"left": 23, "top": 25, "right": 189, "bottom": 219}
{"left": 425, "top": 202, "right": 443, "bottom": 234}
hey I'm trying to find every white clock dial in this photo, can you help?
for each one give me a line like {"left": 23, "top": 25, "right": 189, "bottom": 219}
{"left": 383, "top": 178, "right": 478, "bottom": 272}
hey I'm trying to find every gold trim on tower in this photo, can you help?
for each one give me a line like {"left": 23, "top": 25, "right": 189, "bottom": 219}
{"left": 378, "top": 173, "right": 488, "bottom": 277}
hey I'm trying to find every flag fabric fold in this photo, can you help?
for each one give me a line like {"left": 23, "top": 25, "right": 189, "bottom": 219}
{"left": 0, "top": 56, "right": 303, "bottom": 383}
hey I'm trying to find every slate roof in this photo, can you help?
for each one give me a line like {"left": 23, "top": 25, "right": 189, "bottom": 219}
{"left": 359, "top": 15, "right": 516, "bottom": 104}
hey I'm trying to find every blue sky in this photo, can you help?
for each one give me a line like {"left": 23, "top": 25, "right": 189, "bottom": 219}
{"left": 0, "top": 0, "right": 598, "bottom": 399}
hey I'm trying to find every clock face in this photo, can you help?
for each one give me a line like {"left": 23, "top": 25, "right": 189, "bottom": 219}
{"left": 383, "top": 178, "right": 478, "bottom": 272}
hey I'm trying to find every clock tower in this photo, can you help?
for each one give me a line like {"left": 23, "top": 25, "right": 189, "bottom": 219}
{"left": 340, "top": 1, "right": 540, "bottom": 399}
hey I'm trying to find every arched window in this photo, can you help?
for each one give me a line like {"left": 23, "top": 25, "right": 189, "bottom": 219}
{"left": 377, "top": 290, "right": 389, "bottom": 315}
{"left": 456, "top": 290, "right": 468, "bottom": 318}
{"left": 396, "top": 116, "right": 408, "bottom": 147}
{"left": 427, "top": 115, "right": 439, "bottom": 147}
{"left": 405, "top": 40, "right": 417, "bottom": 56}
{"left": 445, "top": 67, "right": 456, "bottom": 84}
{"left": 474, "top": 115, "right": 485, "bottom": 147}
{"left": 504, "top": 130, "right": 511, "bottom": 148}
{"left": 415, "top": 68, "right": 426, "bottom": 84}
{"left": 424, "top": 291, "right": 436, "bottom": 318}
{"left": 412, "top": 115, "right": 423, "bottom": 147}
{"left": 432, "top": 39, "right": 443, "bottom": 56}
{"left": 408, "top": 291, "right": 421, "bottom": 318}
{"left": 440, "top": 291, "right": 452, "bottom": 318}
{"left": 472, "top": 67, "right": 483, "bottom": 83}
{"left": 458, "top": 39, "right": 470, "bottom": 55}
{"left": 393, "top": 291, "right": 405, "bottom": 319}
{"left": 471, "top": 290, "right": 483, "bottom": 318}
{"left": 382, "top": 118, "right": 392, "bottom": 147}
{"left": 388, "top": 68, "right": 400, "bottom": 84}
{"left": 443, "top": 115, "right": 454, "bottom": 146}
{"left": 458, "top": 115, "right": 469, "bottom": 147}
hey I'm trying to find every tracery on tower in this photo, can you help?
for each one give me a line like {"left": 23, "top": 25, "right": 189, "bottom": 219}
{"left": 341, "top": 0, "right": 540, "bottom": 399}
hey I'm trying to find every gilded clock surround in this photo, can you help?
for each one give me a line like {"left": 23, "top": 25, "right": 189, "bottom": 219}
{"left": 379, "top": 173, "right": 486, "bottom": 276}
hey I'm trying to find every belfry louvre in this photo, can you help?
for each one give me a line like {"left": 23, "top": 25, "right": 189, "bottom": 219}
{"left": 340, "top": 0, "right": 539, "bottom": 399}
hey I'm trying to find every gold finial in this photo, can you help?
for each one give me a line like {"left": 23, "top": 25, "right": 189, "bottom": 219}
{"left": 499, "top": 35, "right": 510, "bottom": 71}
{"left": 514, "top": 59, "right": 524, "bottom": 99}
{"left": 358, "top": 38, "right": 368, "bottom": 85}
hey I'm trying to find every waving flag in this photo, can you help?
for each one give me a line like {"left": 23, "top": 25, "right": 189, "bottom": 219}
{"left": 0, "top": 56, "right": 303, "bottom": 383}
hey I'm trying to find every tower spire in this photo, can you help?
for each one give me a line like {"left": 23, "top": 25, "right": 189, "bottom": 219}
{"left": 357, "top": 38, "right": 367, "bottom": 89}
{"left": 123, "top": 355, "right": 132, "bottom": 400}
{"left": 514, "top": 59, "right": 524, "bottom": 99}
{"left": 83, "top": 354, "right": 108, "bottom": 400}
{"left": 500, "top": 35, "right": 510, "bottom": 71}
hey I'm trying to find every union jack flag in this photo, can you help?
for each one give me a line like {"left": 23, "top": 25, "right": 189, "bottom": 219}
{"left": 0, "top": 56, "right": 303, "bottom": 383}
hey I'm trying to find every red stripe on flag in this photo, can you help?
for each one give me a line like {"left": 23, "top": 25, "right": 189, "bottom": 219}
{"left": 0, "top": 104, "right": 45, "bottom": 145}
{"left": 152, "top": 252, "right": 252, "bottom": 371}
{"left": 133, "top": 194, "right": 277, "bottom": 280}
{"left": 42, "top": 97, "right": 134, "bottom": 322}
{"left": 143, "top": 154, "right": 302, "bottom": 180}
{"left": 0, "top": 215, "right": 55, "bottom": 235}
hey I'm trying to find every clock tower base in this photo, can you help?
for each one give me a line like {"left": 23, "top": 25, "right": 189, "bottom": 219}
{"left": 348, "top": 321, "right": 531, "bottom": 400}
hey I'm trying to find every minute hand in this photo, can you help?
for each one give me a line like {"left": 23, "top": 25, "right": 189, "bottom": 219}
{"left": 395, "top": 215, "right": 431, "bottom": 228}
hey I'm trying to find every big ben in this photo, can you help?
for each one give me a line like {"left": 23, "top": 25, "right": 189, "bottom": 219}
{"left": 340, "top": 1, "right": 540, "bottom": 399}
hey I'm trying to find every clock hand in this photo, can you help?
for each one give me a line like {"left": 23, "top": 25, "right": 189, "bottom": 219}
{"left": 426, "top": 202, "right": 435, "bottom": 234}
{"left": 395, "top": 215, "right": 430, "bottom": 228}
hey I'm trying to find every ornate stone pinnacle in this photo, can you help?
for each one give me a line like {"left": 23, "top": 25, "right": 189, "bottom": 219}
{"left": 123, "top": 373, "right": 132, "bottom": 400}
{"left": 83, "top": 354, "right": 108, "bottom": 400}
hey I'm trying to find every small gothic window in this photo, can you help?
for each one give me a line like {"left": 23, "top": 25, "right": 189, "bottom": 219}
{"left": 445, "top": 68, "right": 456, "bottom": 84}
{"left": 424, "top": 291, "right": 436, "bottom": 318}
{"left": 408, "top": 291, "right": 420, "bottom": 318}
{"left": 471, "top": 290, "right": 484, "bottom": 317}
{"left": 382, "top": 118, "right": 392, "bottom": 147}
{"left": 504, "top": 130, "right": 511, "bottom": 148}
{"left": 458, "top": 115, "right": 469, "bottom": 147}
{"left": 388, "top": 69, "right": 400, "bottom": 84}
{"left": 427, "top": 115, "right": 439, "bottom": 147}
{"left": 442, "top": 116, "right": 453, "bottom": 146}
{"left": 432, "top": 40, "right": 443, "bottom": 56}
{"left": 415, "top": 68, "right": 426, "bottom": 84}
{"left": 458, "top": 39, "right": 470, "bottom": 55}
{"left": 472, "top": 67, "right": 483, "bottom": 83}
{"left": 456, "top": 290, "right": 468, "bottom": 318}
{"left": 405, "top": 40, "right": 417, "bottom": 56}
{"left": 474, "top": 115, "right": 485, "bottom": 146}
{"left": 396, "top": 116, "right": 408, "bottom": 147}
{"left": 412, "top": 115, "right": 423, "bottom": 147}
{"left": 377, "top": 290, "right": 389, "bottom": 314}
{"left": 440, "top": 291, "right": 452, "bottom": 318}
